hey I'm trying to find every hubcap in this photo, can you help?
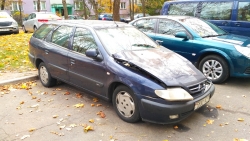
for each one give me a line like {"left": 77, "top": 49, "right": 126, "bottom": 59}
{"left": 202, "top": 60, "right": 223, "bottom": 80}
{"left": 116, "top": 91, "right": 135, "bottom": 118}
{"left": 39, "top": 66, "right": 49, "bottom": 84}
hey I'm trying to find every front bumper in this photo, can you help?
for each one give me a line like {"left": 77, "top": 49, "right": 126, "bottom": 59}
{"left": 139, "top": 84, "right": 215, "bottom": 124}
{"left": 0, "top": 26, "right": 19, "bottom": 33}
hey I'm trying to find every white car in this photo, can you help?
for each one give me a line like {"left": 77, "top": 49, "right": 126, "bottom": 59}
{"left": 22, "top": 12, "right": 61, "bottom": 33}
{"left": 0, "top": 11, "right": 19, "bottom": 34}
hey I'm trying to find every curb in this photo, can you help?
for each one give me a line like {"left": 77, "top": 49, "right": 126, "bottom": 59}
{"left": 0, "top": 75, "right": 38, "bottom": 86}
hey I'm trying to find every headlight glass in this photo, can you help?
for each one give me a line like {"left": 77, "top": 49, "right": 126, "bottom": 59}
{"left": 234, "top": 45, "right": 250, "bottom": 58}
{"left": 12, "top": 21, "right": 18, "bottom": 26}
{"left": 155, "top": 88, "right": 193, "bottom": 101}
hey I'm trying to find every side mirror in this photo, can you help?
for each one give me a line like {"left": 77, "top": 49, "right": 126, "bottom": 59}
{"left": 86, "top": 49, "right": 103, "bottom": 61}
{"left": 175, "top": 32, "right": 188, "bottom": 40}
{"left": 23, "top": 17, "right": 27, "bottom": 21}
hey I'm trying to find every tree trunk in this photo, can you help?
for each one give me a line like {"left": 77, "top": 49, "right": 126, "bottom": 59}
{"left": 37, "top": 0, "right": 41, "bottom": 12}
{"left": 131, "top": 0, "right": 134, "bottom": 20}
{"left": 1, "top": 0, "right": 5, "bottom": 10}
{"left": 62, "top": 0, "right": 68, "bottom": 19}
{"left": 18, "top": 0, "right": 22, "bottom": 25}
{"left": 129, "top": 0, "right": 131, "bottom": 19}
{"left": 113, "top": 0, "right": 120, "bottom": 21}
{"left": 83, "top": 0, "right": 87, "bottom": 19}
{"left": 141, "top": 0, "right": 145, "bottom": 17}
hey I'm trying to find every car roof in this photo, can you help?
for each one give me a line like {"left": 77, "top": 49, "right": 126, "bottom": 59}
{"left": 48, "top": 20, "right": 131, "bottom": 29}
{"left": 136, "top": 15, "right": 197, "bottom": 21}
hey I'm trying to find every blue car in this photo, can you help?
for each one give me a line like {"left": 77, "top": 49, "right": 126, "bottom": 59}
{"left": 28, "top": 20, "right": 214, "bottom": 124}
{"left": 130, "top": 15, "right": 250, "bottom": 83}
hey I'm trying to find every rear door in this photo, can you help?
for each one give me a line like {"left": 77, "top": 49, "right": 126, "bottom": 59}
{"left": 44, "top": 25, "right": 74, "bottom": 82}
{"left": 68, "top": 27, "right": 108, "bottom": 96}
{"left": 199, "top": 1, "right": 234, "bottom": 33}
{"left": 230, "top": 1, "right": 250, "bottom": 37}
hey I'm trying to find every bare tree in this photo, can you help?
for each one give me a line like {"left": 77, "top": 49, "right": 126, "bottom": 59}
{"left": 0, "top": 0, "right": 5, "bottom": 10}
{"left": 18, "top": 0, "right": 22, "bottom": 25}
{"left": 62, "top": 0, "right": 68, "bottom": 19}
{"left": 89, "top": 0, "right": 98, "bottom": 20}
{"left": 113, "top": 0, "right": 120, "bottom": 21}
{"left": 141, "top": 0, "right": 145, "bottom": 16}
{"left": 37, "top": 0, "right": 40, "bottom": 12}
{"left": 82, "top": 0, "right": 88, "bottom": 19}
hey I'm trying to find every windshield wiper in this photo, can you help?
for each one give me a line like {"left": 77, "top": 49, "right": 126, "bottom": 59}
{"left": 131, "top": 44, "right": 155, "bottom": 48}
{"left": 202, "top": 35, "right": 219, "bottom": 38}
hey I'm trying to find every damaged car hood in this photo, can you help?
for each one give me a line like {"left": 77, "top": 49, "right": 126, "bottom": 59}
{"left": 113, "top": 48, "right": 206, "bottom": 86}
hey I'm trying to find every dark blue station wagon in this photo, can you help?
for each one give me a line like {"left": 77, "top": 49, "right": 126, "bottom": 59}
{"left": 28, "top": 20, "right": 215, "bottom": 124}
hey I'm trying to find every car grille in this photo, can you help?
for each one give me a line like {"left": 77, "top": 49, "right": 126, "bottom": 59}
{"left": 188, "top": 80, "right": 206, "bottom": 94}
{"left": 244, "top": 67, "right": 250, "bottom": 74}
{"left": 0, "top": 22, "right": 12, "bottom": 26}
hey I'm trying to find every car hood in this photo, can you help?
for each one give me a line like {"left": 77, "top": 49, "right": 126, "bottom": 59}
{"left": 208, "top": 34, "right": 250, "bottom": 47}
{"left": 113, "top": 48, "right": 206, "bottom": 87}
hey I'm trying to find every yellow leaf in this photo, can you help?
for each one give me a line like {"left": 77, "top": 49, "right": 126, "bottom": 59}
{"left": 216, "top": 105, "right": 222, "bottom": 109}
{"left": 237, "top": 118, "right": 244, "bottom": 122}
{"left": 84, "top": 125, "right": 94, "bottom": 132}
{"left": 20, "top": 101, "right": 24, "bottom": 104}
{"left": 91, "top": 104, "right": 95, "bottom": 107}
{"left": 206, "top": 119, "right": 214, "bottom": 124}
{"left": 173, "top": 125, "right": 178, "bottom": 129}
{"left": 29, "top": 128, "right": 36, "bottom": 132}
{"left": 96, "top": 111, "right": 106, "bottom": 118}
{"left": 96, "top": 104, "right": 102, "bottom": 107}
{"left": 52, "top": 115, "right": 58, "bottom": 118}
{"left": 32, "top": 96, "right": 37, "bottom": 99}
{"left": 89, "top": 119, "right": 94, "bottom": 123}
{"left": 73, "top": 103, "right": 84, "bottom": 108}
{"left": 93, "top": 98, "right": 99, "bottom": 102}
{"left": 64, "top": 91, "right": 70, "bottom": 95}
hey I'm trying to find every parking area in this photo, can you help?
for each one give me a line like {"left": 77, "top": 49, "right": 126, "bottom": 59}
{"left": 0, "top": 77, "right": 249, "bottom": 141}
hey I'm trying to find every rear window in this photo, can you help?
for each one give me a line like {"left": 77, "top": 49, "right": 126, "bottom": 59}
{"left": 33, "top": 24, "right": 56, "bottom": 39}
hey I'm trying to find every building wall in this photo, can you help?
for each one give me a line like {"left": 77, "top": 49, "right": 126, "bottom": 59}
{"left": 22, "top": 0, "right": 51, "bottom": 15}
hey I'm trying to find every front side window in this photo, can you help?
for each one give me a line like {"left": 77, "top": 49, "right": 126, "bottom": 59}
{"left": 51, "top": 26, "right": 73, "bottom": 48}
{"left": 33, "top": 1, "right": 46, "bottom": 10}
{"left": 168, "top": 2, "right": 198, "bottom": 16}
{"left": 200, "top": 2, "right": 233, "bottom": 20}
{"left": 72, "top": 28, "right": 98, "bottom": 55}
{"left": 132, "top": 19, "right": 157, "bottom": 33}
{"left": 158, "top": 19, "right": 186, "bottom": 36}
{"left": 120, "top": 2, "right": 126, "bottom": 9}
{"left": 238, "top": 2, "right": 250, "bottom": 21}
{"left": 33, "top": 24, "right": 56, "bottom": 39}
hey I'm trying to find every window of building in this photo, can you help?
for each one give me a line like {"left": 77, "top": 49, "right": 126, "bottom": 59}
{"left": 10, "top": 1, "right": 23, "bottom": 11}
{"left": 120, "top": 2, "right": 126, "bottom": 9}
{"left": 33, "top": 1, "right": 46, "bottom": 11}
{"left": 74, "top": 1, "right": 83, "bottom": 10}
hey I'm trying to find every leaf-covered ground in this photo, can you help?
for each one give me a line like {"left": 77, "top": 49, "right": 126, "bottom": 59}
{"left": 0, "top": 31, "right": 34, "bottom": 72}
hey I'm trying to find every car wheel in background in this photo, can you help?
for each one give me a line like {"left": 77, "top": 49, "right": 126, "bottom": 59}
{"left": 33, "top": 26, "right": 37, "bottom": 32}
{"left": 38, "top": 62, "right": 57, "bottom": 87}
{"left": 199, "top": 55, "right": 229, "bottom": 84}
{"left": 22, "top": 25, "right": 27, "bottom": 33}
{"left": 112, "top": 85, "right": 140, "bottom": 123}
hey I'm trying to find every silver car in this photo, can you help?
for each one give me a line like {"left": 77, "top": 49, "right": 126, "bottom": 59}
{"left": 0, "top": 11, "right": 19, "bottom": 34}
{"left": 22, "top": 12, "right": 61, "bottom": 33}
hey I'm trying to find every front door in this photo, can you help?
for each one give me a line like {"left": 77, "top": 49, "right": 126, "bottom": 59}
{"left": 68, "top": 27, "right": 108, "bottom": 96}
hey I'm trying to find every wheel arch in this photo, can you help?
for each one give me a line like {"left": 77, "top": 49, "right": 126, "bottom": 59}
{"left": 107, "top": 81, "right": 132, "bottom": 102}
{"left": 35, "top": 58, "right": 43, "bottom": 69}
{"left": 197, "top": 49, "right": 234, "bottom": 75}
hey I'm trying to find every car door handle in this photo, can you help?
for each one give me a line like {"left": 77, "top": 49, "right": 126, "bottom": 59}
{"left": 45, "top": 50, "right": 49, "bottom": 54}
{"left": 70, "top": 59, "right": 75, "bottom": 65}
{"left": 234, "top": 22, "right": 240, "bottom": 26}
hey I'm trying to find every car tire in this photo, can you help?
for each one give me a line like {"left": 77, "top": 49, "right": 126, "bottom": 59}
{"left": 112, "top": 85, "right": 140, "bottom": 123}
{"left": 22, "top": 25, "right": 27, "bottom": 33}
{"left": 38, "top": 62, "right": 57, "bottom": 87}
{"left": 199, "top": 55, "right": 229, "bottom": 84}
{"left": 34, "top": 26, "right": 37, "bottom": 32}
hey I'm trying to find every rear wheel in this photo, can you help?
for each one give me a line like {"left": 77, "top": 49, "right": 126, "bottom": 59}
{"left": 38, "top": 62, "right": 57, "bottom": 87}
{"left": 112, "top": 85, "right": 140, "bottom": 123}
{"left": 199, "top": 55, "right": 229, "bottom": 84}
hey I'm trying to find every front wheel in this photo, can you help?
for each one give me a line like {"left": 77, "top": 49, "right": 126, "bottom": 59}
{"left": 22, "top": 25, "right": 27, "bottom": 33}
{"left": 112, "top": 85, "right": 140, "bottom": 123}
{"left": 199, "top": 55, "right": 229, "bottom": 84}
{"left": 38, "top": 62, "right": 57, "bottom": 87}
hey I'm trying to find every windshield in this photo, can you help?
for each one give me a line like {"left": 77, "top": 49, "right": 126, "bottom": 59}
{"left": 0, "top": 12, "right": 11, "bottom": 18}
{"left": 178, "top": 18, "right": 227, "bottom": 37}
{"left": 96, "top": 27, "right": 158, "bottom": 54}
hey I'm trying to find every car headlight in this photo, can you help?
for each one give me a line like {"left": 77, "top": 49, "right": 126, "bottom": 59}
{"left": 234, "top": 45, "right": 250, "bottom": 58}
{"left": 12, "top": 21, "right": 18, "bottom": 26}
{"left": 155, "top": 88, "right": 193, "bottom": 101}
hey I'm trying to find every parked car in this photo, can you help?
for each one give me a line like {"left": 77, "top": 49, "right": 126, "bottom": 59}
{"left": 62, "top": 15, "right": 84, "bottom": 20}
{"left": 124, "top": 13, "right": 150, "bottom": 23}
{"left": 0, "top": 11, "right": 19, "bottom": 34}
{"left": 130, "top": 15, "right": 250, "bottom": 83}
{"left": 28, "top": 20, "right": 214, "bottom": 124}
{"left": 22, "top": 12, "right": 61, "bottom": 33}
{"left": 98, "top": 13, "right": 125, "bottom": 22}
{"left": 161, "top": 0, "right": 250, "bottom": 37}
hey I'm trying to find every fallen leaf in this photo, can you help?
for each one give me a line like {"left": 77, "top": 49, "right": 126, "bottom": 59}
{"left": 73, "top": 103, "right": 84, "bottom": 108}
{"left": 84, "top": 125, "right": 94, "bottom": 132}
{"left": 237, "top": 118, "right": 244, "bottom": 122}
{"left": 29, "top": 128, "right": 36, "bottom": 132}
{"left": 234, "top": 139, "right": 248, "bottom": 141}
{"left": 52, "top": 92, "right": 56, "bottom": 95}
{"left": 30, "top": 104, "right": 39, "bottom": 108}
{"left": 70, "top": 124, "right": 77, "bottom": 128}
{"left": 242, "top": 95, "right": 246, "bottom": 98}
{"left": 59, "top": 125, "right": 66, "bottom": 130}
{"left": 76, "top": 93, "right": 82, "bottom": 98}
{"left": 93, "top": 98, "right": 99, "bottom": 102}
{"left": 52, "top": 115, "right": 58, "bottom": 118}
{"left": 64, "top": 91, "right": 70, "bottom": 95}
{"left": 96, "top": 104, "right": 102, "bottom": 107}
{"left": 66, "top": 127, "right": 72, "bottom": 131}
{"left": 37, "top": 98, "right": 41, "bottom": 102}
{"left": 173, "top": 125, "right": 178, "bottom": 129}
{"left": 91, "top": 104, "right": 95, "bottom": 107}
{"left": 216, "top": 105, "right": 222, "bottom": 109}
{"left": 89, "top": 119, "right": 94, "bottom": 123}
{"left": 20, "top": 101, "right": 24, "bottom": 104}
{"left": 55, "top": 88, "right": 61, "bottom": 91}
{"left": 206, "top": 119, "right": 214, "bottom": 124}
{"left": 32, "top": 96, "right": 37, "bottom": 99}
{"left": 97, "top": 111, "right": 106, "bottom": 118}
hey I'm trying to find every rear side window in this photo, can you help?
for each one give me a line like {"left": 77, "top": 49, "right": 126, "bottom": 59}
{"left": 33, "top": 24, "right": 56, "bottom": 39}
{"left": 132, "top": 19, "right": 157, "bottom": 33}
{"left": 168, "top": 2, "right": 198, "bottom": 16}
{"left": 72, "top": 28, "right": 98, "bottom": 55}
{"left": 200, "top": 2, "right": 233, "bottom": 20}
{"left": 51, "top": 26, "right": 73, "bottom": 48}
{"left": 238, "top": 2, "right": 250, "bottom": 21}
